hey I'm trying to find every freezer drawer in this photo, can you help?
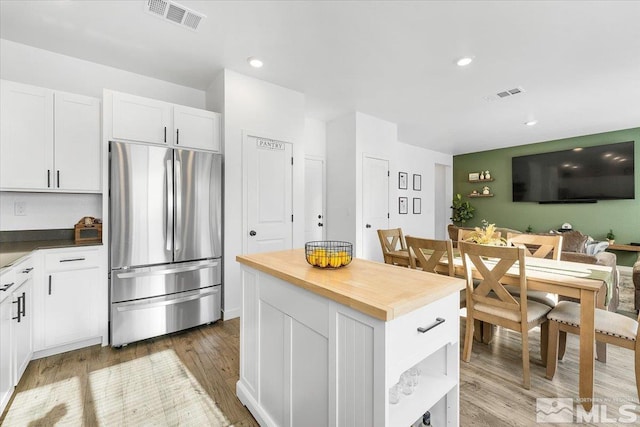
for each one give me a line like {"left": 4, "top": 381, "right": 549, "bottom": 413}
{"left": 111, "top": 259, "right": 221, "bottom": 303}
{"left": 110, "top": 285, "right": 221, "bottom": 347}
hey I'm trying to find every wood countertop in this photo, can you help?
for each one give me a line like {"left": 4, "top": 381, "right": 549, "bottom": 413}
{"left": 236, "top": 249, "right": 465, "bottom": 322}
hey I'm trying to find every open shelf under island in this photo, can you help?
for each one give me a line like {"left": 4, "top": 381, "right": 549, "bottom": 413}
{"left": 236, "top": 249, "right": 465, "bottom": 427}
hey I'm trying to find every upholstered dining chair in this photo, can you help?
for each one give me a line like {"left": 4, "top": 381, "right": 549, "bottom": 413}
{"left": 377, "top": 228, "right": 410, "bottom": 267}
{"left": 505, "top": 233, "right": 564, "bottom": 309}
{"left": 546, "top": 301, "right": 640, "bottom": 400}
{"left": 459, "top": 241, "right": 552, "bottom": 389}
{"left": 507, "top": 233, "right": 563, "bottom": 261}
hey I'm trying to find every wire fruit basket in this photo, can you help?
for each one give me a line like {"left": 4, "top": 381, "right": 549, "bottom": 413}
{"left": 305, "top": 241, "right": 353, "bottom": 268}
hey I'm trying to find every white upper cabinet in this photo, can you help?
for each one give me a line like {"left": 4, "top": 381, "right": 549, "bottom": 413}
{"left": 0, "top": 80, "right": 54, "bottom": 190}
{"left": 54, "top": 92, "right": 101, "bottom": 192}
{"left": 174, "top": 105, "right": 221, "bottom": 151}
{"left": 0, "top": 80, "right": 101, "bottom": 192}
{"left": 109, "top": 90, "right": 220, "bottom": 152}
{"left": 112, "top": 92, "right": 172, "bottom": 145}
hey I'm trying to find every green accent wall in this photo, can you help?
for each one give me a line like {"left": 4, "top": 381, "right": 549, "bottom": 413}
{"left": 453, "top": 127, "right": 640, "bottom": 266}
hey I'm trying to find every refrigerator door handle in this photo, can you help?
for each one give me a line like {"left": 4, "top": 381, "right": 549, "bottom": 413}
{"left": 175, "top": 159, "right": 182, "bottom": 252}
{"left": 165, "top": 159, "right": 174, "bottom": 252}
{"left": 114, "top": 287, "right": 220, "bottom": 312}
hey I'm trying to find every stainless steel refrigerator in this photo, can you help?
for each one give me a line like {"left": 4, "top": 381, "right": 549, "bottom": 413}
{"left": 109, "top": 141, "right": 222, "bottom": 347}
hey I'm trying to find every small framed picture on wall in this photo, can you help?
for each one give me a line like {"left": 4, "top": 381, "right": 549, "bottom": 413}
{"left": 398, "top": 172, "right": 408, "bottom": 189}
{"left": 413, "top": 174, "right": 422, "bottom": 191}
{"left": 399, "top": 197, "right": 408, "bottom": 214}
{"left": 413, "top": 198, "right": 422, "bottom": 214}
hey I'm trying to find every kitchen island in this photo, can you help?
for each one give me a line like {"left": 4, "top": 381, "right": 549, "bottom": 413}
{"left": 236, "top": 249, "right": 465, "bottom": 427}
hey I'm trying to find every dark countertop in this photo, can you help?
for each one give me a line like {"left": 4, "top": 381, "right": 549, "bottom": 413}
{"left": 0, "top": 229, "right": 102, "bottom": 269}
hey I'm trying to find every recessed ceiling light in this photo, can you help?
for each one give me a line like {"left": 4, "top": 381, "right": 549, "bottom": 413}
{"left": 525, "top": 120, "right": 538, "bottom": 126}
{"left": 573, "top": 147, "right": 583, "bottom": 151}
{"left": 456, "top": 57, "right": 474, "bottom": 67}
{"left": 247, "top": 57, "right": 263, "bottom": 68}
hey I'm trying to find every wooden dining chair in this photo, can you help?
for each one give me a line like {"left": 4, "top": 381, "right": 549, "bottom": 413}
{"left": 507, "top": 233, "right": 563, "bottom": 261}
{"left": 377, "top": 228, "right": 410, "bottom": 267}
{"left": 459, "top": 241, "right": 552, "bottom": 389}
{"left": 546, "top": 300, "right": 640, "bottom": 400}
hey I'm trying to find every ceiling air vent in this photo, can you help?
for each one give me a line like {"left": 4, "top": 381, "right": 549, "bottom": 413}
{"left": 484, "top": 86, "right": 527, "bottom": 101}
{"left": 145, "top": 0, "right": 206, "bottom": 31}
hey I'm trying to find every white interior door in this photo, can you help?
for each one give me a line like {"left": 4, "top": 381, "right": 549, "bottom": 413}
{"left": 245, "top": 135, "right": 293, "bottom": 254}
{"left": 362, "top": 156, "right": 389, "bottom": 261}
{"left": 304, "top": 157, "right": 325, "bottom": 242}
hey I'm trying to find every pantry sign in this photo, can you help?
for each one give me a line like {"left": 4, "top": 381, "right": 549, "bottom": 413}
{"left": 257, "top": 138, "right": 284, "bottom": 150}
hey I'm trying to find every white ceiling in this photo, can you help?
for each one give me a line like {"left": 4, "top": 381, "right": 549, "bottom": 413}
{"left": 1, "top": 1, "right": 639, "bottom": 155}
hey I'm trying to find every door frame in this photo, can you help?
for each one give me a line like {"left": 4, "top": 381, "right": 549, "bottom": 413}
{"left": 242, "top": 130, "right": 294, "bottom": 255}
{"left": 304, "top": 155, "right": 327, "bottom": 241}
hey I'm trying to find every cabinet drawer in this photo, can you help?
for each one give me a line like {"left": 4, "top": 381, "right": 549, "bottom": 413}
{"left": 0, "top": 269, "right": 16, "bottom": 304}
{"left": 12, "top": 259, "right": 34, "bottom": 288}
{"left": 387, "top": 292, "right": 458, "bottom": 379}
{"left": 44, "top": 248, "right": 100, "bottom": 271}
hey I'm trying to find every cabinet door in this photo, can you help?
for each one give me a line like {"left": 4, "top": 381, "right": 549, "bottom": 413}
{"left": 173, "top": 105, "right": 220, "bottom": 151}
{"left": 43, "top": 268, "right": 99, "bottom": 348}
{"left": 112, "top": 92, "right": 172, "bottom": 145}
{"left": 54, "top": 92, "right": 101, "bottom": 192}
{"left": 12, "top": 278, "right": 33, "bottom": 383}
{"left": 0, "top": 298, "right": 13, "bottom": 413}
{"left": 0, "top": 80, "right": 54, "bottom": 190}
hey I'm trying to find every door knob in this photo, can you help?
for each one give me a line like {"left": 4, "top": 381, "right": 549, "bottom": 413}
{"left": 318, "top": 214, "right": 322, "bottom": 219}
{"left": 365, "top": 224, "right": 372, "bottom": 228}
{"left": 249, "top": 230, "right": 257, "bottom": 236}
{"left": 318, "top": 223, "right": 323, "bottom": 227}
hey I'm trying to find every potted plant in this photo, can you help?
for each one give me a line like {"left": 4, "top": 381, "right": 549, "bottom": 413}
{"left": 606, "top": 229, "right": 615, "bottom": 245}
{"left": 450, "top": 193, "right": 475, "bottom": 225}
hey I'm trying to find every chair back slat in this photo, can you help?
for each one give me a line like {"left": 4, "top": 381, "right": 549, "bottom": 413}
{"left": 405, "top": 236, "right": 454, "bottom": 276}
{"left": 507, "top": 233, "right": 563, "bottom": 261}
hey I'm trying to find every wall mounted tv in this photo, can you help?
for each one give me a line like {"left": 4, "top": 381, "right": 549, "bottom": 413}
{"left": 512, "top": 141, "right": 635, "bottom": 203}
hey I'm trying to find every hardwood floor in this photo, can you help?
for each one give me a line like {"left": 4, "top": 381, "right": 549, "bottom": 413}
{"left": 1, "top": 317, "right": 638, "bottom": 426}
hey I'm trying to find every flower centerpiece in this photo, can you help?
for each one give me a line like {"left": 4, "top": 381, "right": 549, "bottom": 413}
{"left": 463, "top": 220, "right": 507, "bottom": 246}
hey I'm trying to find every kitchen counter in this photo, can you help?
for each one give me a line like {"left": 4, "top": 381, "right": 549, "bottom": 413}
{"left": 0, "top": 229, "right": 102, "bottom": 269}
{"left": 236, "top": 248, "right": 463, "bottom": 426}
{"left": 236, "top": 248, "right": 464, "bottom": 321}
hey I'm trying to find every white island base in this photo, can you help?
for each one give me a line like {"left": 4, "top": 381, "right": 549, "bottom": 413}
{"left": 237, "top": 250, "right": 462, "bottom": 426}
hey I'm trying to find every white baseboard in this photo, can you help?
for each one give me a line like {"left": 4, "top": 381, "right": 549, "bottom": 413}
{"left": 223, "top": 307, "right": 241, "bottom": 320}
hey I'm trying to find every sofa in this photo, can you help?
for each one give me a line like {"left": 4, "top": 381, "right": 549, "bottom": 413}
{"left": 447, "top": 224, "right": 620, "bottom": 313}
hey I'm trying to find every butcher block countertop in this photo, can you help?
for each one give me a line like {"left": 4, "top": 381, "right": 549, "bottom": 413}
{"left": 236, "top": 249, "right": 465, "bottom": 321}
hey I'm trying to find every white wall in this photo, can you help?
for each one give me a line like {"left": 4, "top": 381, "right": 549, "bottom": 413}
{"left": 391, "top": 142, "right": 453, "bottom": 239}
{"left": 0, "top": 192, "right": 101, "bottom": 231}
{"left": 0, "top": 39, "right": 207, "bottom": 232}
{"left": 304, "top": 118, "right": 326, "bottom": 158}
{"left": 0, "top": 39, "right": 205, "bottom": 107}
{"left": 213, "top": 69, "right": 305, "bottom": 320}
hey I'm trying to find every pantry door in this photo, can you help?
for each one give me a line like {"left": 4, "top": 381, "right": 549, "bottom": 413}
{"left": 362, "top": 156, "right": 389, "bottom": 261}
{"left": 244, "top": 134, "right": 293, "bottom": 254}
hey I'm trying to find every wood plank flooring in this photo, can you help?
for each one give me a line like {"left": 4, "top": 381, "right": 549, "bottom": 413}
{"left": 1, "top": 317, "right": 638, "bottom": 426}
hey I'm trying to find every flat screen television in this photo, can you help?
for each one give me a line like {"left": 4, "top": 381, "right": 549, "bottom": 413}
{"left": 512, "top": 141, "right": 635, "bottom": 203}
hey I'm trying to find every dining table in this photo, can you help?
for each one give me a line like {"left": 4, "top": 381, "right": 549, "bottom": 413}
{"left": 433, "top": 253, "right": 613, "bottom": 412}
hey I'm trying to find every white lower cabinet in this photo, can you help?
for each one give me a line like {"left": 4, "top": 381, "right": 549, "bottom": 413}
{"left": 35, "top": 246, "right": 104, "bottom": 354}
{"left": 238, "top": 266, "right": 460, "bottom": 427}
{"left": 0, "top": 258, "right": 34, "bottom": 415}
